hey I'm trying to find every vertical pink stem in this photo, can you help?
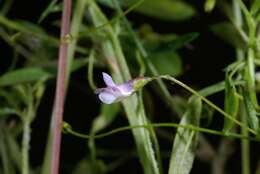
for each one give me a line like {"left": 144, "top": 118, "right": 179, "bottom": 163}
{"left": 51, "top": 0, "right": 72, "bottom": 173}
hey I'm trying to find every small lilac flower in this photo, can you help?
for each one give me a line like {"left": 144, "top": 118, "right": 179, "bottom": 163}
{"left": 95, "top": 72, "right": 152, "bottom": 104}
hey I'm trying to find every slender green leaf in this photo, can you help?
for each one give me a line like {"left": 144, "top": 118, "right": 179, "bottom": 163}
{"left": 197, "top": 80, "right": 244, "bottom": 97}
{"left": 98, "top": 0, "right": 196, "bottom": 21}
{"left": 38, "top": 0, "right": 60, "bottom": 23}
{"left": 245, "top": 49, "right": 259, "bottom": 109}
{"left": 242, "top": 88, "right": 259, "bottom": 131}
{"left": 0, "top": 68, "right": 51, "bottom": 87}
{"left": 223, "top": 75, "right": 239, "bottom": 133}
{"left": 145, "top": 33, "right": 199, "bottom": 52}
{"left": 236, "top": 0, "right": 256, "bottom": 45}
{"left": 198, "top": 81, "right": 226, "bottom": 97}
{"left": 168, "top": 97, "right": 202, "bottom": 174}
{"left": 0, "top": 108, "right": 19, "bottom": 116}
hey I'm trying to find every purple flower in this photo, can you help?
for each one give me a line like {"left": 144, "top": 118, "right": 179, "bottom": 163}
{"left": 95, "top": 72, "right": 135, "bottom": 104}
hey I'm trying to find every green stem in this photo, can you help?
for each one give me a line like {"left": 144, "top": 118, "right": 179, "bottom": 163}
{"left": 22, "top": 95, "right": 33, "bottom": 174}
{"left": 233, "top": 2, "right": 252, "bottom": 174}
{"left": 236, "top": 0, "right": 256, "bottom": 47}
{"left": 63, "top": 122, "right": 259, "bottom": 141}
{"left": 87, "top": 50, "right": 96, "bottom": 90}
{"left": 246, "top": 48, "right": 258, "bottom": 106}
{"left": 159, "top": 75, "right": 257, "bottom": 135}
{"left": 66, "top": 0, "right": 87, "bottom": 86}
{"left": 88, "top": 131, "right": 98, "bottom": 172}
{"left": 0, "top": 130, "right": 12, "bottom": 174}
{"left": 138, "top": 91, "right": 163, "bottom": 174}
{"left": 241, "top": 106, "right": 250, "bottom": 174}
{"left": 21, "top": 120, "right": 30, "bottom": 174}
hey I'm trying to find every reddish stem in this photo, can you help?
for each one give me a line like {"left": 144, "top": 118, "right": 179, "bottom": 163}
{"left": 51, "top": 0, "right": 72, "bottom": 173}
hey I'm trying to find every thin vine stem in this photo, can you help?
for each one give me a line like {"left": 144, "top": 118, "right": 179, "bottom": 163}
{"left": 158, "top": 75, "right": 257, "bottom": 135}
{"left": 62, "top": 122, "right": 260, "bottom": 142}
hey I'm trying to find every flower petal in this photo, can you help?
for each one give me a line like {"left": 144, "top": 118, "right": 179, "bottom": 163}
{"left": 98, "top": 92, "right": 117, "bottom": 104}
{"left": 117, "top": 80, "right": 134, "bottom": 95}
{"left": 102, "top": 72, "right": 116, "bottom": 87}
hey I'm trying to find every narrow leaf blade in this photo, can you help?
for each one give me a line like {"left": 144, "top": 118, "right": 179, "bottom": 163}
{"left": 223, "top": 76, "right": 239, "bottom": 133}
{"left": 242, "top": 88, "right": 259, "bottom": 131}
{"left": 168, "top": 97, "right": 202, "bottom": 174}
{"left": 0, "top": 68, "right": 51, "bottom": 87}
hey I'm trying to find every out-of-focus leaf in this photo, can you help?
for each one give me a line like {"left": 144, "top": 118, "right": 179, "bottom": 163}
{"left": 6, "top": 133, "right": 22, "bottom": 171}
{"left": 72, "top": 159, "right": 91, "bottom": 174}
{"left": 34, "top": 58, "right": 88, "bottom": 75}
{"left": 122, "top": 31, "right": 198, "bottom": 76}
{"left": 38, "top": 0, "right": 60, "bottom": 23}
{"left": 72, "top": 158, "right": 106, "bottom": 174}
{"left": 201, "top": 105, "right": 214, "bottom": 126}
{"left": 0, "top": 68, "right": 51, "bottom": 87}
{"left": 71, "top": 58, "right": 89, "bottom": 72}
{"left": 149, "top": 51, "right": 182, "bottom": 76}
{"left": 98, "top": 0, "right": 196, "bottom": 21}
{"left": 12, "top": 20, "right": 46, "bottom": 34}
{"left": 256, "top": 13, "right": 260, "bottom": 22}
{"left": 250, "top": 0, "right": 260, "bottom": 15}
{"left": 92, "top": 103, "right": 120, "bottom": 133}
{"left": 0, "top": 130, "right": 16, "bottom": 174}
{"left": 145, "top": 33, "right": 199, "bottom": 52}
{"left": 198, "top": 81, "right": 226, "bottom": 96}
{"left": 216, "top": 0, "right": 233, "bottom": 22}
{"left": 0, "top": 0, "right": 14, "bottom": 15}
{"left": 168, "top": 97, "right": 202, "bottom": 174}
{"left": 223, "top": 75, "right": 239, "bottom": 133}
{"left": 0, "top": 108, "right": 19, "bottom": 116}
{"left": 145, "top": 33, "right": 198, "bottom": 76}
{"left": 171, "top": 95, "right": 188, "bottom": 116}
{"left": 204, "top": 0, "right": 216, "bottom": 12}
{"left": 210, "top": 22, "right": 246, "bottom": 48}
{"left": 242, "top": 88, "right": 259, "bottom": 131}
